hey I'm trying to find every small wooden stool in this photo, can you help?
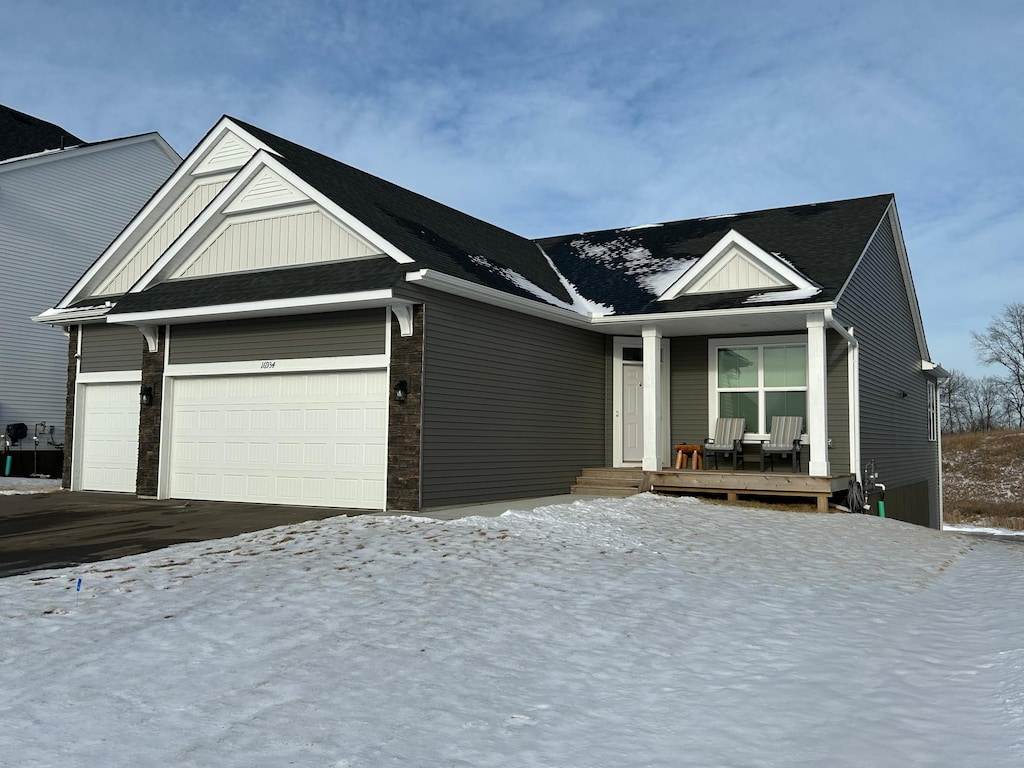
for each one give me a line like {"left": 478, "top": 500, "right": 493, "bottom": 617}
{"left": 674, "top": 444, "right": 703, "bottom": 470}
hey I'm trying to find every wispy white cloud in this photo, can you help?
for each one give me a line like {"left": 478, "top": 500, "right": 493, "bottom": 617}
{"left": 4, "top": 0, "right": 1022, "bottom": 373}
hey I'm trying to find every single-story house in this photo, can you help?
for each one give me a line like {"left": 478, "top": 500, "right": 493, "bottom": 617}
{"left": 1, "top": 104, "right": 180, "bottom": 476}
{"left": 35, "top": 116, "right": 945, "bottom": 527}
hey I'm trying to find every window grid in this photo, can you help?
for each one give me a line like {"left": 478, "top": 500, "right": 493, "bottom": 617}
{"left": 714, "top": 342, "right": 808, "bottom": 435}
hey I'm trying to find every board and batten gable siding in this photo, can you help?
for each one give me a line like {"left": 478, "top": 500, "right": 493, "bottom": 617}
{"left": 95, "top": 176, "right": 229, "bottom": 297}
{"left": 167, "top": 310, "right": 386, "bottom": 365}
{"left": 176, "top": 208, "right": 382, "bottom": 279}
{"left": 407, "top": 288, "right": 606, "bottom": 508}
{"left": 836, "top": 216, "right": 939, "bottom": 527}
{"left": 79, "top": 324, "right": 145, "bottom": 372}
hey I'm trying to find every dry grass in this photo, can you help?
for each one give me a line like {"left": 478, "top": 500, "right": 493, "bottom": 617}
{"left": 943, "top": 429, "right": 1024, "bottom": 530}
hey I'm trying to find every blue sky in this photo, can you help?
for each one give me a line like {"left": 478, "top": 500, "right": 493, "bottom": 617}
{"left": 6, "top": 0, "right": 1022, "bottom": 376}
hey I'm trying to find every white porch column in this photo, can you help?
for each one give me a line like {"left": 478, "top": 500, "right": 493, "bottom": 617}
{"left": 642, "top": 326, "right": 662, "bottom": 471}
{"left": 806, "top": 314, "right": 830, "bottom": 477}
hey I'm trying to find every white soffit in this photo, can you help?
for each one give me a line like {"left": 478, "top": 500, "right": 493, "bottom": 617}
{"left": 658, "top": 229, "right": 815, "bottom": 301}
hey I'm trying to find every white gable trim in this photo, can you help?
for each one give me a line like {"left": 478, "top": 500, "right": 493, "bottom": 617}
{"left": 55, "top": 118, "right": 268, "bottom": 309}
{"left": 658, "top": 229, "right": 816, "bottom": 301}
{"left": 129, "top": 150, "right": 417, "bottom": 293}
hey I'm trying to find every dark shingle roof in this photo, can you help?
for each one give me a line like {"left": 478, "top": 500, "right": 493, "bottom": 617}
{"left": 536, "top": 194, "right": 893, "bottom": 315}
{"left": 229, "top": 118, "right": 573, "bottom": 306}
{"left": 107, "top": 258, "right": 407, "bottom": 314}
{"left": 1, "top": 105, "right": 83, "bottom": 162}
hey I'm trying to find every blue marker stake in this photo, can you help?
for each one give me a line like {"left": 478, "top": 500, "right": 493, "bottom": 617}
{"left": 76, "top": 577, "right": 82, "bottom": 608}
{"left": 76, "top": 578, "right": 82, "bottom": 592}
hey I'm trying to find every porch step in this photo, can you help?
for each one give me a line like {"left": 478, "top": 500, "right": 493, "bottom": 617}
{"left": 571, "top": 468, "right": 645, "bottom": 497}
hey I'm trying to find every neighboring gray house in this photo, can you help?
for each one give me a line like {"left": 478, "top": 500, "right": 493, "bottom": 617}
{"left": 36, "top": 116, "right": 945, "bottom": 527}
{"left": 1, "top": 105, "right": 180, "bottom": 476}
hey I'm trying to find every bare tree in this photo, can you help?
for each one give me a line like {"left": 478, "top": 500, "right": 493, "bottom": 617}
{"left": 940, "top": 368, "right": 971, "bottom": 433}
{"left": 972, "top": 302, "right": 1024, "bottom": 426}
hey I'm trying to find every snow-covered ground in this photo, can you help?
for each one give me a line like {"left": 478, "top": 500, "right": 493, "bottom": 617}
{"left": 2, "top": 494, "right": 1022, "bottom": 766}
{"left": 0, "top": 476, "right": 61, "bottom": 495}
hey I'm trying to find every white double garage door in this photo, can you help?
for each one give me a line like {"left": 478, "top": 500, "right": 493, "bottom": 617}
{"left": 79, "top": 369, "right": 387, "bottom": 509}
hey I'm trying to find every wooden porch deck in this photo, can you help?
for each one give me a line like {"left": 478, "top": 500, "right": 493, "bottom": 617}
{"left": 572, "top": 467, "right": 854, "bottom": 511}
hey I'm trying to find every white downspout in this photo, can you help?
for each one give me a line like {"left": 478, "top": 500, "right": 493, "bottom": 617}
{"left": 825, "top": 310, "right": 860, "bottom": 483}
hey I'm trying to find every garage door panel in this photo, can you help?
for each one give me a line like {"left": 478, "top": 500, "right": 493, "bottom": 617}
{"left": 79, "top": 383, "right": 140, "bottom": 493}
{"left": 169, "top": 370, "right": 386, "bottom": 509}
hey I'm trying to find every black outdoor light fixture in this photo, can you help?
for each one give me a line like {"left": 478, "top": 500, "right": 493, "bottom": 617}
{"left": 394, "top": 380, "right": 408, "bottom": 403}
{"left": 140, "top": 385, "right": 154, "bottom": 407}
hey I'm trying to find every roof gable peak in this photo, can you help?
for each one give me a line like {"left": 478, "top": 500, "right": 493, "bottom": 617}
{"left": 658, "top": 229, "right": 816, "bottom": 301}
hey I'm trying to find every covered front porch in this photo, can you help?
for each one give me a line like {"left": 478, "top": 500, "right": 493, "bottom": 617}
{"left": 571, "top": 467, "right": 855, "bottom": 512}
{"left": 603, "top": 305, "right": 861, "bottom": 485}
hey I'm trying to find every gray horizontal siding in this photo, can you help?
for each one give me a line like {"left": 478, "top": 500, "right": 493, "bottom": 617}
{"left": 413, "top": 289, "right": 606, "bottom": 507}
{"left": 670, "top": 336, "right": 711, "bottom": 445}
{"left": 837, "top": 214, "right": 940, "bottom": 526}
{"left": 826, "top": 331, "right": 851, "bottom": 474}
{"left": 168, "top": 310, "right": 386, "bottom": 365}
{"left": 80, "top": 323, "right": 144, "bottom": 372}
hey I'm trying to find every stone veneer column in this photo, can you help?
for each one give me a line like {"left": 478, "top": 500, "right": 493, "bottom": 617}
{"left": 386, "top": 305, "right": 424, "bottom": 511}
{"left": 61, "top": 325, "right": 79, "bottom": 489}
{"left": 136, "top": 326, "right": 165, "bottom": 497}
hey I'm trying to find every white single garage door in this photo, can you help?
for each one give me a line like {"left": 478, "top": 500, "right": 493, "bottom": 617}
{"left": 168, "top": 370, "right": 387, "bottom": 509}
{"left": 79, "top": 382, "right": 141, "bottom": 492}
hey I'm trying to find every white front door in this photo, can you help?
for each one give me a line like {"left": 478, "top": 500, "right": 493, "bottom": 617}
{"left": 622, "top": 362, "right": 643, "bottom": 463}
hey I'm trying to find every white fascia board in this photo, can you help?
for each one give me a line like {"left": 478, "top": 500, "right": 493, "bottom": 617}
{"left": 591, "top": 301, "right": 837, "bottom": 328}
{"left": 55, "top": 121, "right": 252, "bottom": 309}
{"left": 105, "top": 289, "right": 396, "bottom": 326}
{"left": 405, "top": 270, "right": 592, "bottom": 328}
{"left": 887, "top": 201, "right": 930, "bottom": 361}
{"left": 32, "top": 304, "right": 113, "bottom": 325}
{"left": 658, "top": 229, "right": 816, "bottom": 301}
{"left": 922, "top": 360, "right": 950, "bottom": 379}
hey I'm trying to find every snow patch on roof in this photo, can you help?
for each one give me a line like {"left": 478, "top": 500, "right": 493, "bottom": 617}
{"left": 571, "top": 236, "right": 697, "bottom": 297}
{"left": 744, "top": 286, "right": 822, "bottom": 304}
{"left": 620, "top": 223, "right": 663, "bottom": 232}
{"left": 469, "top": 254, "right": 611, "bottom": 316}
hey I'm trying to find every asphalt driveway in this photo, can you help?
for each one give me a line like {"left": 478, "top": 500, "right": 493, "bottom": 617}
{"left": 0, "top": 491, "right": 362, "bottom": 578}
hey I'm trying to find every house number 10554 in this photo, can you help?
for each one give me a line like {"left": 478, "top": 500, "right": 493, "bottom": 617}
{"left": 260, "top": 361, "right": 277, "bottom": 369}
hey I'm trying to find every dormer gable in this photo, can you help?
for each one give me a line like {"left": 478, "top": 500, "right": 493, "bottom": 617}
{"left": 658, "top": 229, "right": 816, "bottom": 301}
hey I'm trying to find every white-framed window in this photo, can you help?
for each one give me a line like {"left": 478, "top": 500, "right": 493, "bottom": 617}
{"left": 927, "top": 380, "right": 938, "bottom": 442}
{"left": 709, "top": 336, "right": 808, "bottom": 436}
